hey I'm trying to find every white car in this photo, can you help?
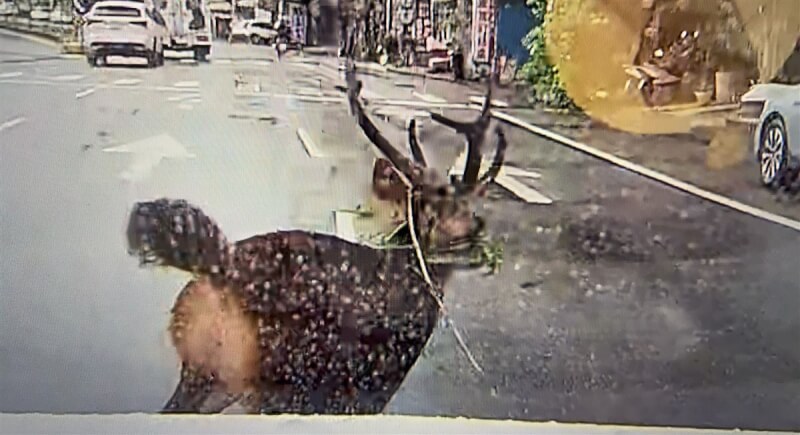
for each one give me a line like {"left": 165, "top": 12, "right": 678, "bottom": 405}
{"left": 228, "top": 19, "right": 277, "bottom": 45}
{"left": 739, "top": 46, "right": 800, "bottom": 188}
{"left": 83, "top": 1, "right": 168, "bottom": 67}
{"left": 0, "top": 1, "right": 19, "bottom": 16}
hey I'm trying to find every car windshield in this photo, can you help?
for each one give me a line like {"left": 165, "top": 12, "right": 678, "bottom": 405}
{"left": 3, "top": 1, "right": 800, "bottom": 434}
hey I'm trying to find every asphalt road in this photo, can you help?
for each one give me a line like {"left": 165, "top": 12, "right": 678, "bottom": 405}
{"left": 1, "top": 33, "right": 799, "bottom": 431}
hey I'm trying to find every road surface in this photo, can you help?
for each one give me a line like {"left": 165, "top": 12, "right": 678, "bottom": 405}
{"left": 1, "top": 32, "right": 799, "bottom": 431}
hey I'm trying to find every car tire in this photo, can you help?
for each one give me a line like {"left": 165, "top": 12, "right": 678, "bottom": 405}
{"left": 86, "top": 55, "right": 96, "bottom": 66}
{"left": 146, "top": 50, "right": 157, "bottom": 68}
{"left": 758, "top": 115, "right": 789, "bottom": 188}
{"left": 250, "top": 34, "right": 262, "bottom": 45}
{"left": 193, "top": 46, "right": 209, "bottom": 62}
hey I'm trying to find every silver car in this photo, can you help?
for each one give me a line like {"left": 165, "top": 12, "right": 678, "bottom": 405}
{"left": 83, "top": 0, "right": 168, "bottom": 67}
{"left": 739, "top": 45, "right": 800, "bottom": 188}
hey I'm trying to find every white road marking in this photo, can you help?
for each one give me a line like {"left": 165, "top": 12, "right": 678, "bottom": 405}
{"left": 179, "top": 59, "right": 197, "bottom": 65}
{"left": 412, "top": 90, "right": 446, "bottom": 104}
{"left": 50, "top": 74, "right": 84, "bottom": 82}
{"left": 333, "top": 210, "right": 359, "bottom": 243}
{"left": 494, "top": 110, "right": 800, "bottom": 232}
{"left": 59, "top": 54, "right": 84, "bottom": 60}
{"left": 75, "top": 88, "right": 96, "bottom": 99}
{"left": 113, "top": 78, "right": 142, "bottom": 86}
{"left": 0, "top": 116, "right": 26, "bottom": 133}
{"left": 167, "top": 94, "right": 198, "bottom": 102}
{"left": 251, "top": 60, "right": 271, "bottom": 66}
{"left": 177, "top": 104, "right": 193, "bottom": 110}
{"left": 173, "top": 81, "right": 199, "bottom": 88}
{"left": 0, "top": 72, "right": 23, "bottom": 79}
{"left": 296, "top": 127, "right": 324, "bottom": 158}
{"left": 469, "top": 95, "right": 510, "bottom": 108}
{"left": 103, "top": 133, "right": 196, "bottom": 182}
{"left": 450, "top": 150, "right": 550, "bottom": 204}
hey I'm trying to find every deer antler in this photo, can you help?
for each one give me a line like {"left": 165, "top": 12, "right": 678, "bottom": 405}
{"left": 429, "top": 76, "right": 496, "bottom": 189}
{"left": 406, "top": 119, "right": 427, "bottom": 167}
{"left": 345, "top": 62, "right": 427, "bottom": 178}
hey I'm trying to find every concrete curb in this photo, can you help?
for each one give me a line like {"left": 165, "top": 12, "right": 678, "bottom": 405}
{"left": 0, "top": 20, "right": 71, "bottom": 51}
{"left": 493, "top": 110, "right": 800, "bottom": 234}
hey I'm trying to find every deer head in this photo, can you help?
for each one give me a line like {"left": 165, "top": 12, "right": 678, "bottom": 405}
{"left": 344, "top": 61, "right": 507, "bottom": 256}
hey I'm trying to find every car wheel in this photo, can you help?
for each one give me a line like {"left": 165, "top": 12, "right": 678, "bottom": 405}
{"left": 86, "top": 55, "right": 96, "bottom": 66}
{"left": 146, "top": 50, "right": 157, "bottom": 68}
{"left": 250, "top": 34, "right": 262, "bottom": 45}
{"left": 758, "top": 116, "right": 789, "bottom": 188}
{"left": 193, "top": 46, "right": 209, "bottom": 62}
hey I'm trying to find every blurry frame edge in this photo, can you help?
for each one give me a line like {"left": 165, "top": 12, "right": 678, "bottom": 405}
{"left": 0, "top": 414, "right": 777, "bottom": 435}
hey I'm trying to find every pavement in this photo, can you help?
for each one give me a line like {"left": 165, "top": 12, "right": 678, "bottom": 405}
{"left": 1, "top": 32, "right": 800, "bottom": 432}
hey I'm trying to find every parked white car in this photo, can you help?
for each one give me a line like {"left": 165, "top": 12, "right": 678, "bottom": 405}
{"left": 0, "top": 1, "right": 19, "bottom": 16}
{"left": 228, "top": 19, "right": 277, "bottom": 45}
{"left": 83, "top": 0, "right": 168, "bottom": 67}
{"left": 739, "top": 47, "right": 800, "bottom": 188}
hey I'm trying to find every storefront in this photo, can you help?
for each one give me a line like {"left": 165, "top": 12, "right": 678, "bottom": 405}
{"left": 208, "top": 0, "right": 232, "bottom": 39}
{"left": 281, "top": 0, "right": 308, "bottom": 45}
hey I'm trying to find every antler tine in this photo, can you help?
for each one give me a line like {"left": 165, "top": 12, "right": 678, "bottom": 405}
{"left": 461, "top": 75, "right": 495, "bottom": 186}
{"left": 344, "top": 63, "right": 415, "bottom": 176}
{"left": 478, "top": 126, "right": 507, "bottom": 185}
{"left": 407, "top": 118, "right": 427, "bottom": 167}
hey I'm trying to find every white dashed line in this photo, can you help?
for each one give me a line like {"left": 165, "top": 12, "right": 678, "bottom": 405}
{"left": 75, "top": 88, "right": 96, "bottom": 99}
{"left": 469, "top": 95, "right": 510, "bottom": 108}
{"left": 0, "top": 116, "right": 27, "bottom": 133}
{"left": 412, "top": 90, "right": 446, "bottom": 104}
{"left": 173, "top": 81, "right": 199, "bottom": 88}
{"left": 50, "top": 74, "right": 84, "bottom": 82}
{"left": 113, "top": 78, "right": 142, "bottom": 86}
{"left": 167, "top": 94, "right": 198, "bottom": 102}
{"left": 0, "top": 72, "right": 23, "bottom": 79}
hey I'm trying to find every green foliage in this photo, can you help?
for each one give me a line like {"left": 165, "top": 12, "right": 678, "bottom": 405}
{"left": 520, "top": 0, "right": 577, "bottom": 110}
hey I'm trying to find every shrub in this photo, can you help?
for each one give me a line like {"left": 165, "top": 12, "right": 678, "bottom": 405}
{"left": 520, "top": 0, "right": 577, "bottom": 110}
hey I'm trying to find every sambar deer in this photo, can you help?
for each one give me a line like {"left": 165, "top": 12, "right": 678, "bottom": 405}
{"left": 125, "top": 61, "right": 508, "bottom": 414}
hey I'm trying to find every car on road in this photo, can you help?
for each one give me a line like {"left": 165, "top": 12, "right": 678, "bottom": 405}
{"left": 0, "top": 1, "right": 18, "bottom": 16}
{"left": 228, "top": 19, "right": 277, "bottom": 45}
{"left": 739, "top": 42, "right": 800, "bottom": 188}
{"left": 82, "top": 0, "right": 168, "bottom": 67}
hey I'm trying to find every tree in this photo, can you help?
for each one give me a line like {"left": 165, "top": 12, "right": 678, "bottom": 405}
{"left": 519, "top": 0, "right": 576, "bottom": 109}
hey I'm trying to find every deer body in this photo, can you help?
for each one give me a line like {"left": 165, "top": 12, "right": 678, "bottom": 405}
{"left": 127, "top": 62, "right": 507, "bottom": 414}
